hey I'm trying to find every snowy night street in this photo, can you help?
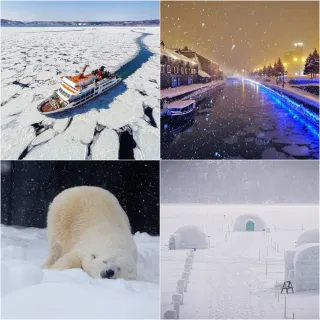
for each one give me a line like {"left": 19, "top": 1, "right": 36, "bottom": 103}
{"left": 161, "top": 79, "right": 319, "bottom": 160}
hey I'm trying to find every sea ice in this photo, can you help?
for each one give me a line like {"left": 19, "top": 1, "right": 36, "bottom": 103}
{"left": 1, "top": 26, "right": 159, "bottom": 160}
{"left": 283, "top": 145, "right": 310, "bottom": 157}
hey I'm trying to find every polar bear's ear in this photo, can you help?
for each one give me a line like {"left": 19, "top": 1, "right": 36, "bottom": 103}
{"left": 91, "top": 254, "right": 96, "bottom": 259}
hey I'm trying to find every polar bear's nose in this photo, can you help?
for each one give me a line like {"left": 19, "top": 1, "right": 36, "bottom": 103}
{"left": 101, "top": 269, "right": 115, "bottom": 279}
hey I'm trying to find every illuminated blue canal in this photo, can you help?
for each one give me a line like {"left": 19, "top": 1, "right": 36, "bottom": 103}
{"left": 161, "top": 79, "right": 319, "bottom": 159}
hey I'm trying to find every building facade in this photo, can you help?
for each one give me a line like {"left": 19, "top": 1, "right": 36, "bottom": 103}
{"left": 180, "top": 47, "right": 223, "bottom": 81}
{"left": 160, "top": 42, "right": 199, "bottom": 89}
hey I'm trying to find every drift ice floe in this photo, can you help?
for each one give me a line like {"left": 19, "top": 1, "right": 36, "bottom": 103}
{"left": 37, "top": 64, "right": 121, "bottom": 115}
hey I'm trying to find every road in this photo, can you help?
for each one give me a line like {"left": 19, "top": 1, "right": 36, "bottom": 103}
{"left": 161, "top": 79, "right": 319, "bottom": 159}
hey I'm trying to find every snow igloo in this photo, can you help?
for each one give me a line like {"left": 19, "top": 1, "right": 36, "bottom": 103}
{"left": 284, "top": 230, "right": 319, "bottom": 292}
{"left": 233, "top": 214, "right": 265, "bottom": 232}
{"left": 288, "top": 243, "right": 319, "bottom": 292}
{"left": 295, "top": 229, "right": 319, "bottom": 248}
{"left": 169, "top": 226, "right": 207, "bottom": 250}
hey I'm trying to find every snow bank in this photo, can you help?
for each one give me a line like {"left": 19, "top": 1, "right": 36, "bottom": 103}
{"left": 233, "top": 214, "right": 266, "bottom": 231}
{"left": 171, "top": 225, "right": 207, "bottom": 249}
{"left": 2, "top": 281, "right": 158, "bottom": 319}
{"left": 1, "top": 225, "right": 159, "bottom": 319}
{"left": 293, "top": 243, "right": 319, "bottom": 292}
{"left": 295, "top": 229, "right": 319, "bottom": 247}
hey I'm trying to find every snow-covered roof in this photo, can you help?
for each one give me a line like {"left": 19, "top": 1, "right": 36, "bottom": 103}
{"left": 161, "top": 47, "right": 197, "bottom": 65}
{"left": 167, "top": 99, "right": 195, "bottom": 108}
{"left": 295, "top": 229, "right": 319, "bottom": 248}
{"left": 198, "top": 69, "right": 211, "bottom": 78}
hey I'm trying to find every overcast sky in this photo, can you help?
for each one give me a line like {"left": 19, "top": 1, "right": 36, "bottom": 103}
{"left": 161, "top": 1, "right": 319, "bottom": 73}
{"left": 1, "top": 1, "right": 159, "bottom": 21}
{"left": 161, "top": 161, "right": 319, "bottom": 204}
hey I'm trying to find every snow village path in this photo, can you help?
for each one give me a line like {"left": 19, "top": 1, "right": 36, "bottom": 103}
{"left": 181, "top": 233, "right": 277, "bottom": 319}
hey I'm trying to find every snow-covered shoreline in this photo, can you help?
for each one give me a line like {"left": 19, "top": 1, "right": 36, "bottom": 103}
{"left": 247, "top": 76, "right": 319, "bottom": 109}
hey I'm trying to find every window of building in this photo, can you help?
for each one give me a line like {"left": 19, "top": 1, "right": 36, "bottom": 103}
{"left": 181, "top": 67, "right": 184, "bottom": 75}
{"left": 167, "top": 65, "right": 171, "bottom": 73}
{"left": 161, "top": 65, "right": 165, "bottom": 73}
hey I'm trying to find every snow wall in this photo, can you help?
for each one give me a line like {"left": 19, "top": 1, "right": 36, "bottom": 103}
{"left": 284, "top": 250, "right": 295, "bottom": 281}
{"left": 293, "top": 243, "right": 319, "bottom": 292}
{"left": 170, "top": 225, "right": 207, "bottom": 250}
{"left": 295, "top": 229, "right": 319, "bottom": 248}
{"left": 233, "top": 214, "right": 266, "bottom": 231}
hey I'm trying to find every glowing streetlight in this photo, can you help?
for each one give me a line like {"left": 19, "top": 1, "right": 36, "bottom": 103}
{"left": 293, "top": 57, "right": 298, "bottom": 62}
{"left": 283, "top": 62, "right": 287, "bottom": 67}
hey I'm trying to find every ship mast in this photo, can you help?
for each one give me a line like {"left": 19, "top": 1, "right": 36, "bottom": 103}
{"left": 79, "top": 64, "right": 89, "bottom": 79}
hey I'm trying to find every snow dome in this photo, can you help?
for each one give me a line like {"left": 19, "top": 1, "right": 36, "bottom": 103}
{"left": 290, "top": 243, "right": 319, "bottom": 292}
{"left": 169, "top": 226, "right": 207, "bottom": 250}
{"left": 295, "top": 229, "right": 319, "bottom": 248}
{"left": 233, "top": 214, "right": 265, "bottom": 232}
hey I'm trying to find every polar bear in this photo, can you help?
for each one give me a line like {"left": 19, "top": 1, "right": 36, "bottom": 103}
{"left": 43, "top": 186, "right": 137, "bottom": 280}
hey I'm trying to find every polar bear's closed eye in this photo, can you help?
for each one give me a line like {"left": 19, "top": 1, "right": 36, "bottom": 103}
{"left": 81, "top": 250, "right": 136, "bottom": 280}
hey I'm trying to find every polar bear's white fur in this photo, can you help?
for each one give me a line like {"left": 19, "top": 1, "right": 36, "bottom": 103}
{"left": 43, "top": 186, "right": 137, "bottom": 280}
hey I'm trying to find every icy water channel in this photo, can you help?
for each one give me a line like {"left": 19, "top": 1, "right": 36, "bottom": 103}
{"left": 161, "top": 79, "right": 319, "bottom": 160}
{"left": 115, "top": 32, "right": 153, "bottom": 80}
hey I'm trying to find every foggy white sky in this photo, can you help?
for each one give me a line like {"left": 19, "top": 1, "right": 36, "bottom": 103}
{"left": 161, "top": 161, "right": 319, "bottom": 204}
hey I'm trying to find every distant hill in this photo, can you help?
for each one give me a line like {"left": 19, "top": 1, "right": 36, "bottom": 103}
{"left": 1, "top": 19, "right": 159, "bottom": 27}
{"left": 1, "top": 19, "right": 24, "bottom": 25}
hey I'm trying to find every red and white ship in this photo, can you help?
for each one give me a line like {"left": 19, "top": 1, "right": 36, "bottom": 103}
{"left": 38, "top": 65, "right": 121, "bottom": 115}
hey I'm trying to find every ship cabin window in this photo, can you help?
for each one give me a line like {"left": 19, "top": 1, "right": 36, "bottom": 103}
{"left": 58, "top": 88, "right": 71, "bottom": 99}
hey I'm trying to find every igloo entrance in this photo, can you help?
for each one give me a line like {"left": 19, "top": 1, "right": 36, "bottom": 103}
{"left": 245, "top": 220, "right": 255, "bottom": 231}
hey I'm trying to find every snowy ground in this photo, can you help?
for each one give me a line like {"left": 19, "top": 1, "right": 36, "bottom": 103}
{"left": 1, "top": 225, "right": 159, "bottom": 319}
{"left": 161, "top": 204, "right": 319, "bottom": 319}
{"left": 1, "top": 26, "right": 160, "bottom": 160}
